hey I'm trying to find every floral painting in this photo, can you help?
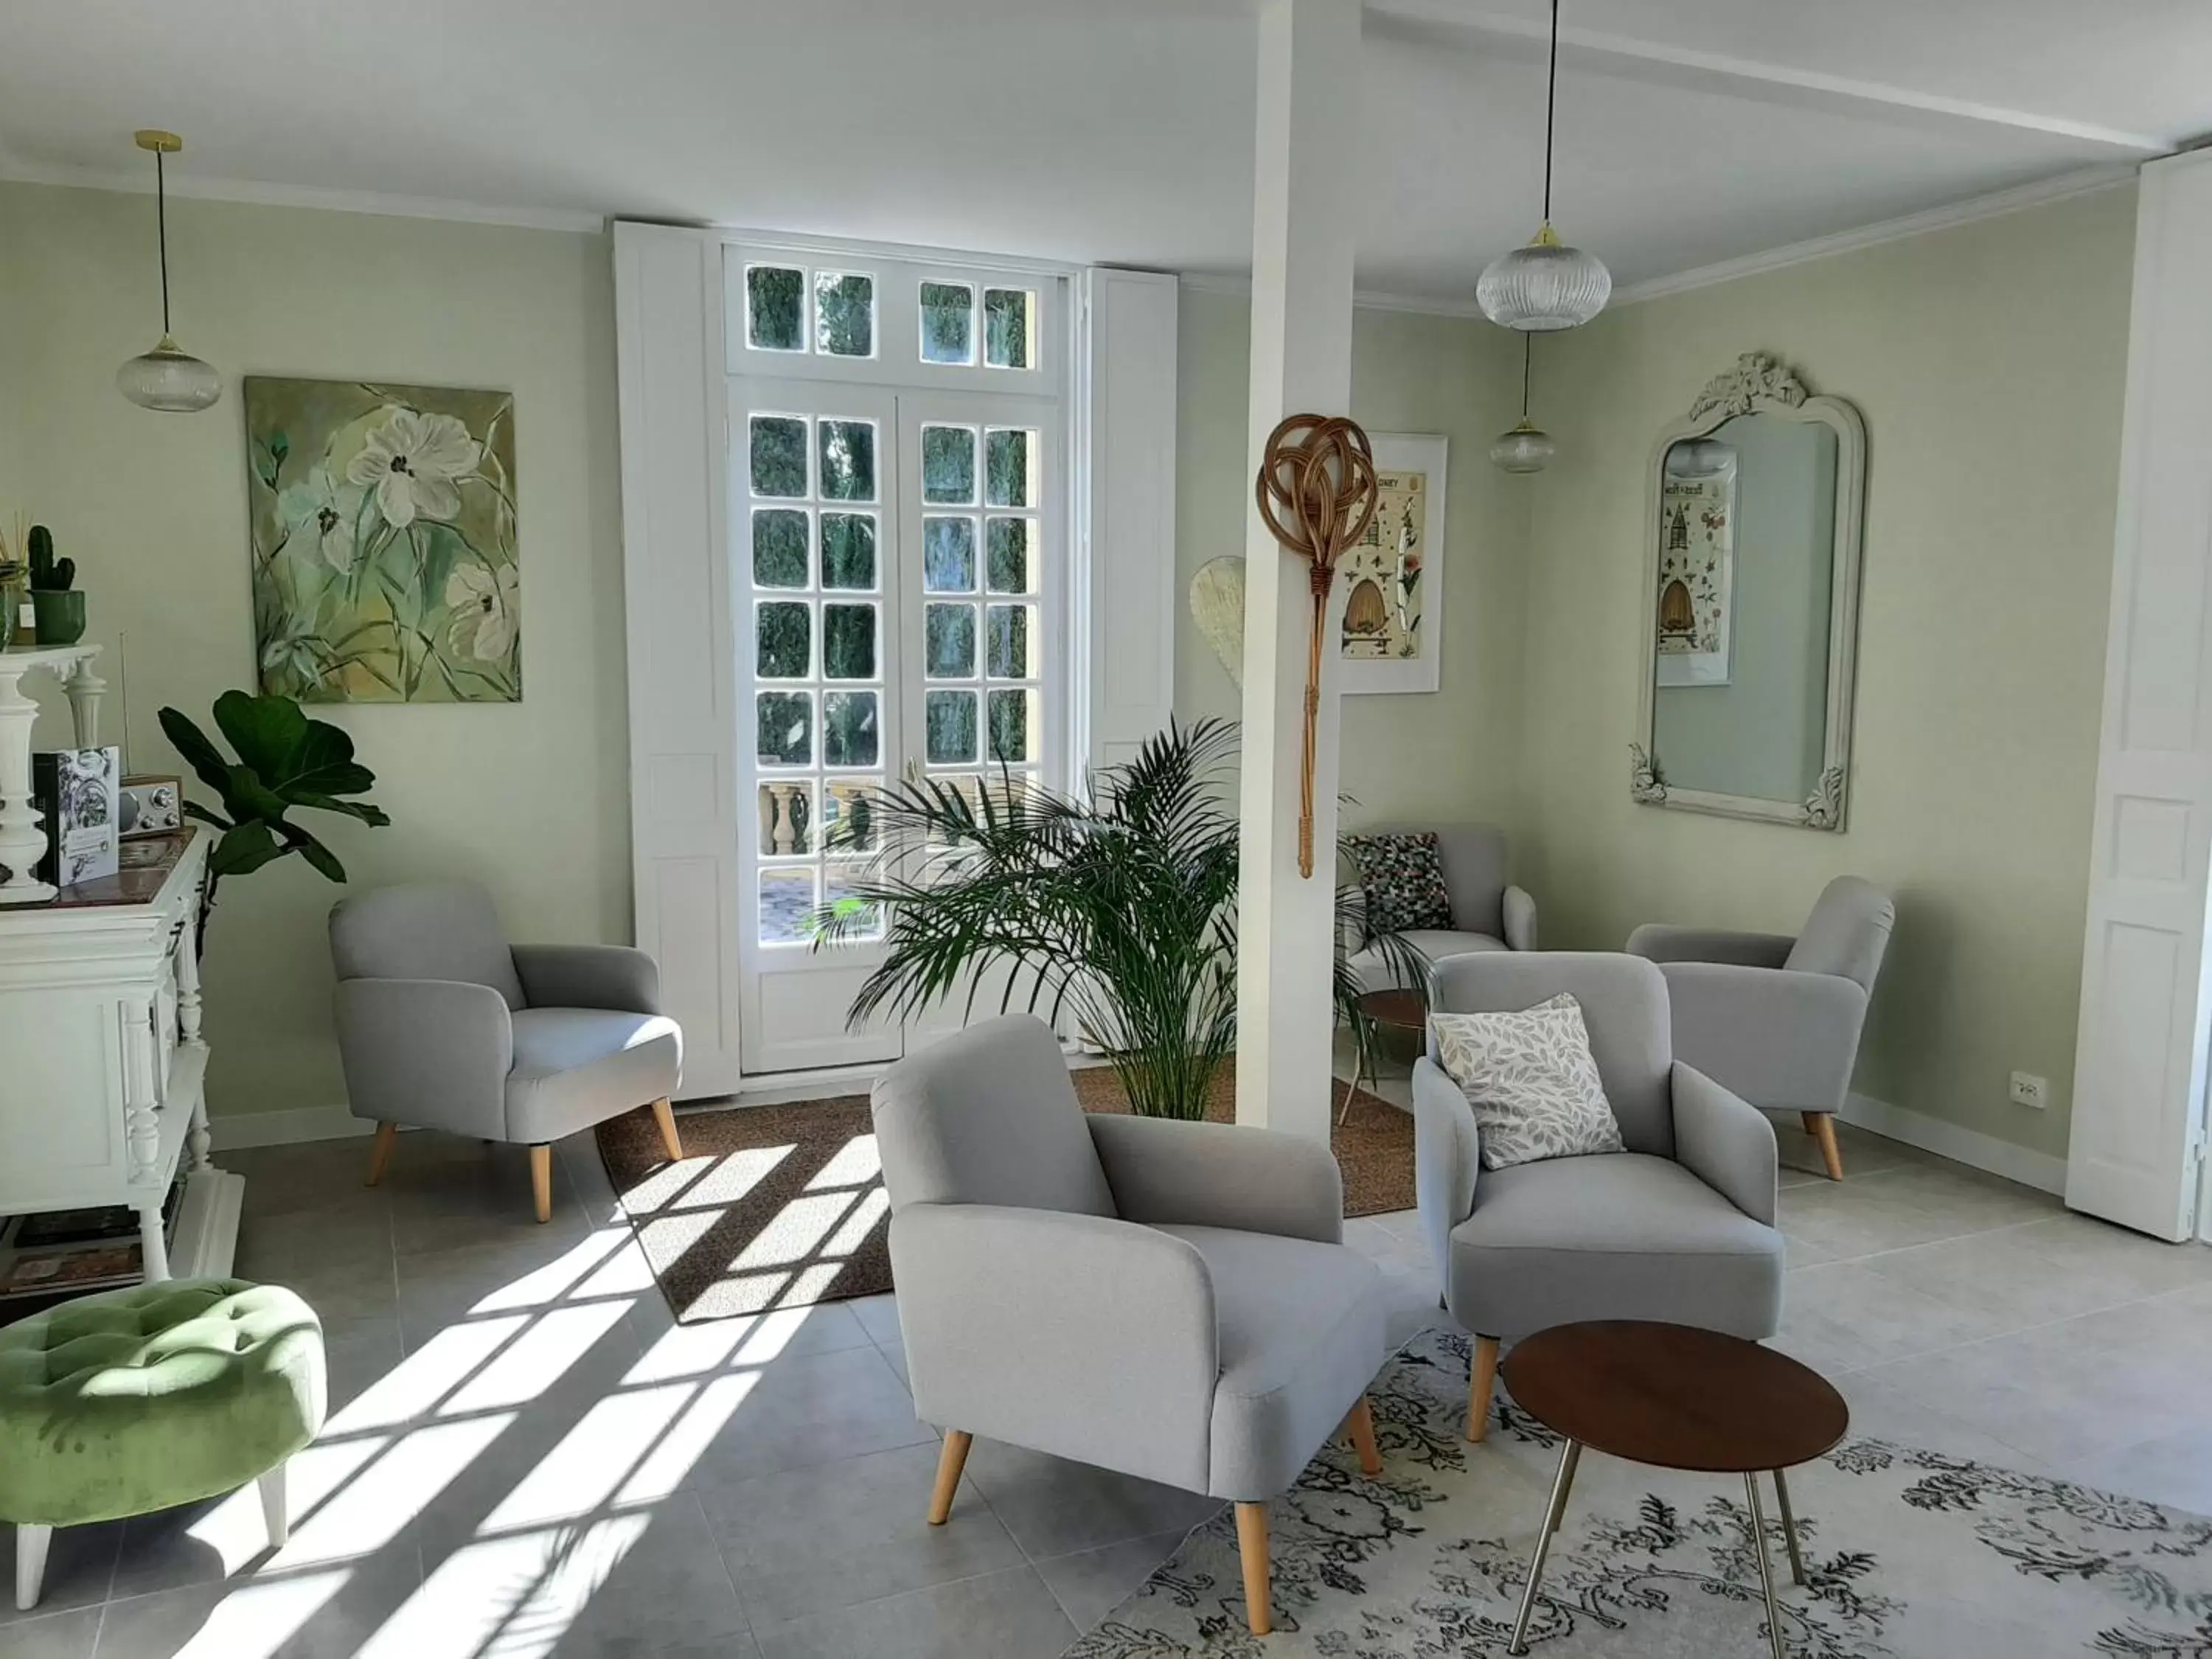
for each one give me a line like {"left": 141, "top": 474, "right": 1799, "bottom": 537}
{"left": 243, "top": 378, "right": 521, "bottom": 702}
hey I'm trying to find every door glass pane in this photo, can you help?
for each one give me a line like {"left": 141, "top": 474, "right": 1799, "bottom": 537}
{"left": 922, "top": 425, "right": 977, "bottom": 504}
{"left": 814, "top": 272, "right": 875, "bottom": 357}
{"left": 984, "top": 288, "right": 1034, "bottom": 369}
{"left": 986, "top": 517, "right": 1036, "bottom": 593}
{"left": 822, "top": 604, "right": 877, "bottom": 680}
{"left": 821, "top": 512, "right": 877, "bottom": 590}
{"left": 926, "top": 690, "right": 979, "bottom": 763}
{"left": 756, "top": 601, "right": 811, "bottom": 678}
{"left": 823, "top": 780, "right": 880, "bottom": 852}
{"left": 823, "top": 689, "right": 880, "bottom": 767}
{"left": 922, "top": 517, "right": 976, "bottom": 592}
{"left": 925, "top": 603, "right": 977, "bottom": 678}
{"left": 821, "top": 869, "right": 885, "bottom": 941}
{"left": 757, "top": 782, "right": 815, "bottom": 854}
{"left": 757, "top": 691, "right": 813, "bottom": 765}
{"left": 751, "top": 416, "right": 808, "bottom": 498}
{"left": 988, "top": 688, "right": 1034, "bottom": 763}
{"left": 986, "top": 604, "right": 1033, "bottom": 678}
{"left": 818, "top": 420, "right": 877, "bottom": 501}
{"left": 753, "top": 509, "right": 809, "bottom": 588}
{"left": 759, "top": 866, "right": 817, "bottom": 945}
{"left": 984, "top": 428, "right": 1033, "bottom": 507}
{"left": 746, "top": 265, "right": 805, "bottom": 352}
{"left": 919, "top": 282, "right": 975, "bottom": 365}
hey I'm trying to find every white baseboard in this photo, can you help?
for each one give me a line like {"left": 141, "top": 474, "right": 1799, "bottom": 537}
{"left": 211, "top": 1105, "right": 380, "bottom": 1150}
{"left": 1839, "top": 1091, "right": 2067, "bottom": 1195}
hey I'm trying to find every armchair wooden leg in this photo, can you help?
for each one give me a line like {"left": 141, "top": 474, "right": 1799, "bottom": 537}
{"left": 364, "top": 1121, "right": 397, "bottom": 1188}
{"left": 1467, "top": 1335, "right": 1500, "bottom": 1442}
{"left": 649, "top": 1097, "right": 684, "bottom": 1164}
{"left": 927, "top": 1430, "right": 972, "bottom": 1525}
{"left": 1804, "top": 1111, "right": 1845, "bottom": 1181}
{"left": 529, "top": 1145, "right": 552, "bottom": 1223}
{"left": 1345, "top": 1397, "right": 1382, "bottom": 1475}
{"left": 1236, "top": 1501, "right": 1272, "bottom": 1636}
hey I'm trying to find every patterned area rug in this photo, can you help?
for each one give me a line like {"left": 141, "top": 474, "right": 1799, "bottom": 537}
{"left": 1064, "top": 1326, "right": 2212, "bottom": 1658}
{"left": 595, "top": 1064, "right": 1412, "bottom": 1323}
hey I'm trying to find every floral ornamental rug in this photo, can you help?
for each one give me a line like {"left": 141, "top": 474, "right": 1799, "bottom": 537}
{"left": 1062, "top": 1326, "right": 2212, "bottom": 1658}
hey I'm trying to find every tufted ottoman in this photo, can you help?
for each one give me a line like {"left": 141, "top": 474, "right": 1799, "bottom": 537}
{"left": 0, "top": 1278, "right": 325, "bottom": 1610}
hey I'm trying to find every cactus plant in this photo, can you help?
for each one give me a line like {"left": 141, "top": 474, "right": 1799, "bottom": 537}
{"left": 27, "top": 526, "right": 74, "bottom": 592}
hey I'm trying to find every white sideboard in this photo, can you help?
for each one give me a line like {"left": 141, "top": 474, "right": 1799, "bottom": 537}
{"left": 0, "top": 825, "right": 242, "bottom": 1283}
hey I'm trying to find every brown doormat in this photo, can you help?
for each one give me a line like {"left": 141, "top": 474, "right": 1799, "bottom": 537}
{"left": 594, "top": 1066, "right": 1414, "bottom": 1324}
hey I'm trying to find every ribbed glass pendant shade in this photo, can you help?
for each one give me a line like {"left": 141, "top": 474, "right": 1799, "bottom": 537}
{"left": 117, "top": 335, "right": 222, "bottom": 412}
{"left": 1489, "top": 418, "right": 1557, "bottom": 474}
{"left": 1477, "top": 225, "right": 1612, "bottom": 333}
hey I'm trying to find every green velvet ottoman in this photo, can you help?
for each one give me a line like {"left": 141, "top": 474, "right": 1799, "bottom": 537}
{"left": 0, "top": 1278, "right": 325, "bottom": 1610}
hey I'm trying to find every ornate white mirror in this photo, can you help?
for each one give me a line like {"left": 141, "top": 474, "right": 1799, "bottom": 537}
{"left": 1630, "top": 352, "right": 1867, "bottom": 830}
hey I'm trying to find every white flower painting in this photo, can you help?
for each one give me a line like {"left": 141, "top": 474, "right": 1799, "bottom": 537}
{"left": 246, "top": 378, "right": 521, "bottom": 703}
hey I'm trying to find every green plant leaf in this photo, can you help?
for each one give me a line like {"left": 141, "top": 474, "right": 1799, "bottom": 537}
{"left": 158, "top": 706, "right": 237, "bottom": 800}
{"left": 286, "top": 828, "right": 347, "bottom": 883}
{"left": 211, "top": 690, "right": 378, "bottom": 800}
{"left": 209, "top": 821, "right": 290, "bottom": 877}
{"left": 287, "top": 791, "right": 392, "bottom": 827}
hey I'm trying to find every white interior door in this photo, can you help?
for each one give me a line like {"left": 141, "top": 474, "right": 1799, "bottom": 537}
{"left": 2065, "top": 150, "right": 2212, "bottom": 1241}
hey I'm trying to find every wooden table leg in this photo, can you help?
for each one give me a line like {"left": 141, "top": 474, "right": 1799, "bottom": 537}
{"left": 1339, "top": 1016, "right": 1368, "bottom": 1126}
{"left": 1745, "top": 1472, "right": 1787, "bottom": 1659}
{"left": 1508, "top": 1438, "right": 1580, "bottom": 1655}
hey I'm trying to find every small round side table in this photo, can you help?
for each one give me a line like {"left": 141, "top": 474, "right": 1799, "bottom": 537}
{"left": 1343, "top": 987, "right": 1427, "bottom": 1124}
{"left": 1499, "top": 1320, "right": 1850, "bottom": 1659}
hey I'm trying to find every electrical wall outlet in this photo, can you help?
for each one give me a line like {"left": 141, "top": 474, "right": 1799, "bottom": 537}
{"left": 2009, "top": 1071, "right": 2048, "bottom": 1110}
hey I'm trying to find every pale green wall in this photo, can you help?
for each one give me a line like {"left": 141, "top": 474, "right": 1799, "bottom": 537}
{"left": 1175, "top": 289, "right": 1534, "bottom": 833}
{"left": 0, "top": 180, "right": 625, "bottom": 1119}
{"left": 1520, "top": 185, "right": 2137, "bottom": 1158}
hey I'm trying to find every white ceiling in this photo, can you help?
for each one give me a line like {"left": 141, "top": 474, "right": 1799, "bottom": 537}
{"left": 1, "top": 0, "right": 2204, "bottom": 299}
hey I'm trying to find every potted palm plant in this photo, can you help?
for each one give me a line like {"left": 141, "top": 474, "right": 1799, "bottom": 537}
{"left": 813, "top": 718, "right": 1422, "bottom": 1119}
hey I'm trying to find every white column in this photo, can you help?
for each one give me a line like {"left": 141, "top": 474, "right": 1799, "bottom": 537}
{"left": 1236, "top": 0, "right": 1360, "bottom": 1139}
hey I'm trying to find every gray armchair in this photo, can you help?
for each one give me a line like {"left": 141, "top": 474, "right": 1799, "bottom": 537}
{"left": 1627, "top": 875, "right": 1895, "bottom": 1180}
{"left": 1411, "top": 953, "right": 1782, "bottom": 1442}
{"left": 874, "top": 1014, "right": 1385, "bottom": 1638}
{"left": 330, "top": 882, "right": 684, "bottom": 1220}
{"left": 1346, "top": 823, "right": 1536, "bottom": 992}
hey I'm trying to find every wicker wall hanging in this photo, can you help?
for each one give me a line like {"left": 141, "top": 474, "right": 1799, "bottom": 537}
{"left": 1253, "top": 413, "right": 1380, "bottom": 877}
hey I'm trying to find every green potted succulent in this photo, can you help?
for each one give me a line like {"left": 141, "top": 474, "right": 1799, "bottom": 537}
{"left": 27, "top": 525, "right": 86, "bottom": 645}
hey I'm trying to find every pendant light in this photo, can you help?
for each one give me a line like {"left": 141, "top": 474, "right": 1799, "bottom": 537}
{"left": 1476, "top": 0, "right": 1611, "bottom": 333}
{"left": 1489, "top": 335, "right": 1557, "bottom": 474}
{"left": 116, "top": 131, "right": 222, "bottom": 413}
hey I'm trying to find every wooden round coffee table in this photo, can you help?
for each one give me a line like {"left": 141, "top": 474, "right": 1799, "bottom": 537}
{"left": 1342, "top": 988, "right": 1426, "bottom": 1124}
{"left": 1499, "top": 1321, "right": 1849, "bottom": 1659}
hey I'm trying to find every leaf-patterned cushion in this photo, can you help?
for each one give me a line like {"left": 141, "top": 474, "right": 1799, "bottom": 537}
{"left": 1342, "top": 831, "right": 1455, "bottom": 936}
{"left": 1430, "top": 993, "right": 1625, "bottom": 1171}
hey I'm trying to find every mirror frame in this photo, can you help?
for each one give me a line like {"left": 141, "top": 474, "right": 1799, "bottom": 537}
{"left": 1631, "top": 352, "right": 1868, "bottom": 831}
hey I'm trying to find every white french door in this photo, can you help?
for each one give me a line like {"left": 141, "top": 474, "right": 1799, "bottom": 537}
{"left": 730, "top": 286, "right": 1065, "bottom": 1074}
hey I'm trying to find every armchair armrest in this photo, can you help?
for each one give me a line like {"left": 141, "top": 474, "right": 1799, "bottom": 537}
{"left": 333, "top": 978, "right": 513, "bottom": 1138}
{"left": 1657, "top": 960, "right": 1867, "bottom": 1113}
{"left": 1088, "top": 1114, "right": 1342, "bottom": 1244}
{"left": 1502, "top": 885, "right": 1538, "bottom": 952}
{"left": 1625, "top": 924, "right": 1795, "bottom": 969}
{"left": 510, "top": 943, "right": 662, "bottom": 1015}
{"left": 889, "top": 1202, "right": 1218, "bottom": 1492}
{"left": 1671, "top": 1061, "right": 1778, "bottom": 1226}
{"left": 1411, "top": 1056, "right": 1481, "bottom": 1289}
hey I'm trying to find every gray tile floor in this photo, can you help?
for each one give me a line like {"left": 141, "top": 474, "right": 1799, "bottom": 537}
{"left": 10, "top": 1080, "right": 2212, "bottom": 1658}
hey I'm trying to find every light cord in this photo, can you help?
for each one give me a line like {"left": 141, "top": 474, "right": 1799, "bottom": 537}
{"left": 155, "top": 147, "right": 172, "bottom": 336}
{"left": 1542, "top": 0, "right": 1559, "bottom": 223}
{"left": 1521, "top": 333, "right": 1533, "bottom": 418}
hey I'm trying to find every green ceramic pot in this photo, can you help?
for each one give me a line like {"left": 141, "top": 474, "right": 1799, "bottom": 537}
{"left": 32, "top": 589, "right": 86, "bottom": 646}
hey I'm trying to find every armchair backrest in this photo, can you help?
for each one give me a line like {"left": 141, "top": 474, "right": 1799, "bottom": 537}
{"left": 1427, "top": 951, "right": 1674, "bottom": 1155}
{"left": 872, "top": 1013, "right": 1117, "bottom": 1217}
{"left": 1784, "top": 875, "right": 1895, "bottom": 992}
{"left": 1363, "top": 823, "right": 1509, "bottom": 936}
{"left": 329, "top": 882, "right": 528, "bottom": 1011}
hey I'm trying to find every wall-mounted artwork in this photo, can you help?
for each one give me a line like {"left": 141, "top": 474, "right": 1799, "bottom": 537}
{"left": 1655, "top": 448, "right": 1734, "bottom": 687}
{"left": 1338, "top": 432, "right": 1446, "bottom": 695}
{"left": 243, "top": 377, "right": 521, "bottom": 702}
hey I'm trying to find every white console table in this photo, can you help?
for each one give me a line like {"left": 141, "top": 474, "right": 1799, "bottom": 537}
{"left": 0, "top": 825, "right": 241, "bottom": 1283}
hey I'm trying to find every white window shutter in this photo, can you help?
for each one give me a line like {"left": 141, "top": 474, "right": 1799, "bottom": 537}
{"left": 1079, "top": 268, "right": 1179, "bottom": 770}
{"left": 613, "top": 222, "right": 742, "bottom": 1098}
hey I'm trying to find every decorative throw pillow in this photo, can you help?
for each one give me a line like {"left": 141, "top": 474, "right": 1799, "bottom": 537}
{"left": 1342, "top": 831, "right": 1455, "bottom": 937}
{"left": 1430, "top": 993, "right": 1624, "bottom": 1171}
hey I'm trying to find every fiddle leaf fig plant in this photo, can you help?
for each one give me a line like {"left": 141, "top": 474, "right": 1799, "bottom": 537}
{"left": 158, "top": 690, "right": 389, "bottom": 888}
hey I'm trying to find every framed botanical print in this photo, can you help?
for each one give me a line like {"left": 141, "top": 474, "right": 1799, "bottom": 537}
{"left": 1338, "top": 432, "right": 1447, "bottom": 695}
